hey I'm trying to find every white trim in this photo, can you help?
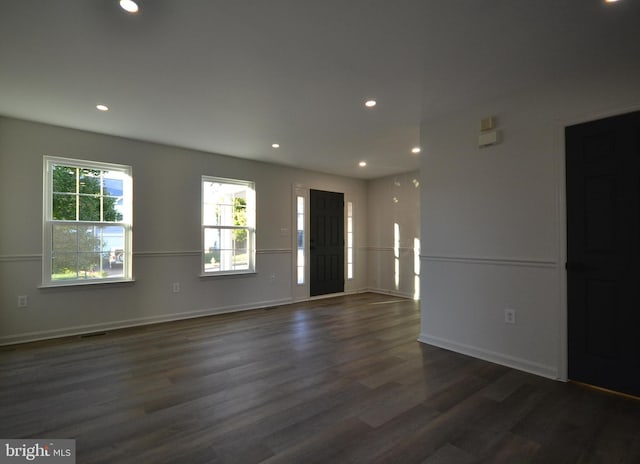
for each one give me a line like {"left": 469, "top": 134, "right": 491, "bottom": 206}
{"left": 137, "top": 248, "right": 290, "bottom": 257}
{"left": 367, "top": 246, "right": 418, "bottom": 253}
{"left": 0, "top": 249, "right": 294, "bottom": 262}
{"left": 420, "top": 254, "right": 557, "bottom": 269}
{"left": 0, "top": 254, "right": 42, "bottom": 262}
{"left": 199, "top": 271, "right": 257, "bottom": 278}
{"left": 302, "top": 288, "right": 368, "bottom": 302}
{"left": 257, "top": 248, "right": 292, "bottom": 255}
{"left": 367, "top": 286, "right": 416, "bottom": 300}
{"left": 43, "top": 155, "right": 132, "bottom": 174}
{"left": 418, "top": 333, "right": 560, "bottom": 381}
{"left": 134, "top": 250, "right": 201, "bottom": 258}
{"left": 39, "top": 278, "right": 135, "bottom": 289}
{"left": 0, "top": 289, "right": 393, "bottom": 346}
{"left": 0, "top": 297, "right": 293, "bottom": 346}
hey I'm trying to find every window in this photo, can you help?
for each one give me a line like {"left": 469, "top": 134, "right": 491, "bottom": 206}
{"left": 296, "top": 195, "right": 305, "bottom": 284}
{"left": 43, "top": 156, "right": 133, "bottom": 286}
{"left": 347, "top": 201, "right": 353, "bottom": 279}
{"left": 202, "top": 176, "right": 255, "bottom": 275}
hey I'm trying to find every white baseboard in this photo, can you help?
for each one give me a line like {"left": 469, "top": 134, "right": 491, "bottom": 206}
{"left": 418, "top": 333, "right": 560, "bottom": 381}
{"left": 2, "top": 289, "right": 410, "bottom": 346}
{"left": 367, "top": 287, "right": 416, "bottom": 300}
{"left": 0, "top": 298, "right": 293, "bottom": 346}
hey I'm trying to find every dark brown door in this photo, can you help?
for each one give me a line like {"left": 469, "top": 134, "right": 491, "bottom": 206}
{"left": 566, "top": 110, "right": 640, "bottom": 396}
{"left": 310, "top": 189, "right": 344, "bottom": 296}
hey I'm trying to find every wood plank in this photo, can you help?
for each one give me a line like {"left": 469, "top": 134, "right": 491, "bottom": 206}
{"left": 1, "top": 293, "right": 639, "bottom": 463}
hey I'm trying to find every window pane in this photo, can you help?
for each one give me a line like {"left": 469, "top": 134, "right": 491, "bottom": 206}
{"left": 77, "top": 252, "right": 102, "bottom": 278}
{"left": 52, "top": 252, "right": 78, "bottom": 279}
{"left": 234, "top": 199, "right": 247, "bottom": 226}
{"left": 53, "top": 193, "right": 77, "bottom": 220}
{"left": 296, "top": 230, "right": 303, "bottom": 249}
{"left": 79, "top": 195, "right": 100, "bottom": 221}
{"left": 202, "top": 202, "right": 218, "bottom": 226}
{"left": 103, "top": 196, "right": 123, "bottom": 222}
{"left": 103, "top": 176, "right": 123, "bottom": 196}
{"left": 51, "top": 225, "right": 124, "bottom": 280}
{"left": 103, "top": 173, "right": 125, "bottom": 222}
{"left": 79, "top": 169, "right": 101, "bottom": 194}
{"left": 218, "top": 202, "right": 234, "bottom": 226}
{"left": 76, "top": 226, "right": 102, "bottom": 252}
{"left": 52, "top": 165, "right": 76, "bottom": 193}
{"left": 204, "top": 228, "right": 221, "bottom": 272}
{"left": 232, "top": 247, "right": 249, "bottom": 270}
{"left": 101, "top": 225, "right": 125, "bottom": 254}
{"left": 218, "top": 228, "right": 234, "bottom": 271}
{"left": 52, "top": 224, "right": 78, "bottom": 252}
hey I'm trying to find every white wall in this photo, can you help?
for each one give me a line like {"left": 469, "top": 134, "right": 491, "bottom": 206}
{"left": 0, "top": 117, "right": 369, "bottom": 344}
{"left": 419, "top": 72, "right": 640, "bottom": 380}
{"left": 367, "top": 171, "right": 420, "bottom": 299}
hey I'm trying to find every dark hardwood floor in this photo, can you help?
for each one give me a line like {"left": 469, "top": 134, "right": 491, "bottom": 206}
{"left": 1, "top": 293, "right": 639, "bottom": 463}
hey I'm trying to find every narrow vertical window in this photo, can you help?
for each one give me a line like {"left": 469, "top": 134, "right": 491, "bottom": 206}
{"left": 296, "top": 195, "right": 305, "bottom": 284}
{"left": 347, "top": 201, "right": 354, "bottom": 279}
{"left": 202, "top": 176, "right": 255, "bottom": 275}
{"left": 414, "top": 237, "right": 421, "bottom": 300}
{"left": 43, "top": 156, "right": 133, "bottom": 286}
{"left": 394, "top": 222, "right": 400, "bottom": 290}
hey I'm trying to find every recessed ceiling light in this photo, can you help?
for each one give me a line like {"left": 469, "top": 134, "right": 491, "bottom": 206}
{"left": 359, "top": 161, "right": 367, "bottom": 167}
{"left": 411, "top": 147, "right": 421, "bottom": 154}
{"left": 271, "top": 143, "right": 280, "bottom": 148}
{"left": 605, "top": 0, "right": 620, "bottom": 3}
{"left": 364, "top": 100, "right": 377, "bottom": 108}
{"left": 96, "top": 104, "right": 109, "bottom": 112}
{"left": 119, "top": 0, "right": 139, "bottom": 13}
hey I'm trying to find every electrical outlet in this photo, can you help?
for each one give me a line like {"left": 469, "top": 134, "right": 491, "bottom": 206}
{"left": 17, "top": 295, "right": 28, "bottom": 308}
{"left": 172, "top": 282, "right": 181, "bottom": 293}
{"left": 504, "top": 308, "right": 516, "bottom": 324}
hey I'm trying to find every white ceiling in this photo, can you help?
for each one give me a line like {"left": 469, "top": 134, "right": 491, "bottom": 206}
{"left": 1, "top": 1, "right": 639, "bottom": 179}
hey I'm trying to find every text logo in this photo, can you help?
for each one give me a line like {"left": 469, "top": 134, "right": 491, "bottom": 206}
{"left": 0, "top": 440, "right": 75, "bottom": 463}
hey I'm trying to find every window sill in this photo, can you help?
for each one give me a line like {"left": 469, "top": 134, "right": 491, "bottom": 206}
{"left": 199, "top": 271, "right": 257, "bottom": 279}
{"left": 39, "top": 278, "right": 136, "bottom": 289}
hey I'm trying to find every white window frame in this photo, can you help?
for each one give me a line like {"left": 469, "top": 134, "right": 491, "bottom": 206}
{"left": 347, "top": 200, "right": 354, "bottom": 280}
{"left": 42, "top": 156, "right": 133, "bottom": 287}
{"left": 296, "top": 194, "right": 305, "bottom": 285}
{"left": 201, "top": 176, "right": 256, "bottom": 276}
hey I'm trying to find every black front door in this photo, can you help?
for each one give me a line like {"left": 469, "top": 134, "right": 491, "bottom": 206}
{"left": 566, "top": 110, "right": 640, "bottom": 396}
{"left": 310, "top": 189, "right": 344, "bottom": 296}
